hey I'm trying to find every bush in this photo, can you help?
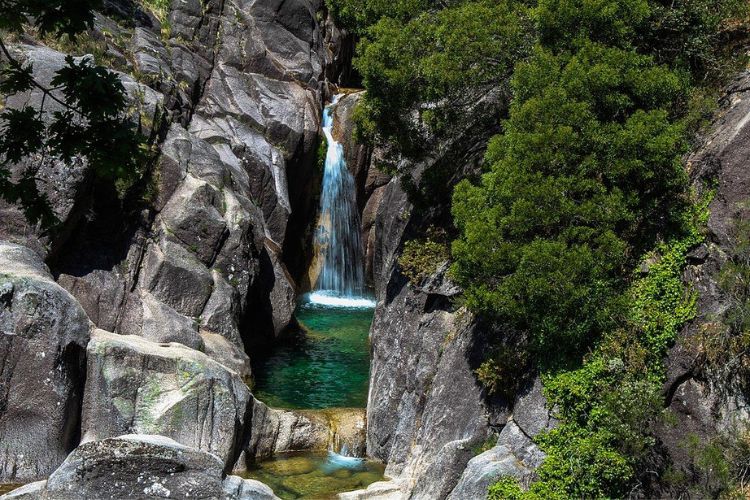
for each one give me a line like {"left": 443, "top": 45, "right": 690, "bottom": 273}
{"left": 398, "top": 228, "right": 450, "bottom": 284}
{"left": 452, "top": 40, "right": 690, "bottom": 356}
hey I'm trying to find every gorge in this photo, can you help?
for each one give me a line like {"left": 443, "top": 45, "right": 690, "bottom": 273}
{"left": 0, "top": 0, "right": 749, "bottom": 499}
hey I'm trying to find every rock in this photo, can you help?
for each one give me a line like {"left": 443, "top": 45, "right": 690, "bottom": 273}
{"left": 140, "top": 292, "right": 204, "bottom": 350}
{"left": 222, "top": 474, "right": 279, "bottom": 499}
{"left": 367, "top": 283, "right": 495, "bottom": 497}
{"left": 0, "top": 242, "right": 91, "bottom": 482}
{"left": 141, "top": 239, "right": 214, "bottom": 318}
{"left": 512, "top": 377, "right": 557, "bottom": 438}
{"left": 201, "top": 331, "right": 252, "bottom": 382}
{"left": 0, "top": 481, "right": 47, "bottom": 499}
{"left": 0, "top": 435, "right": 278, "bottom": 499}
{"left": 653, "top": 72, "right": 750, "bottom": 492}
{"left": 337, "top": 479, "right": 406, "bottom": 500}
{"left": 56, "top": 270, "right": 128, "bottom": 333}
{"left": 241, "top": 403, "right": 366, "bottom": 463}
{"left": 81, "top": 329, "right": 252, "bottom": 468}
{"left": 159, "top": 174, "right": 228, "bottom": 266}
{"left": 220, "top": 0, "right": 323, "bottom": 85}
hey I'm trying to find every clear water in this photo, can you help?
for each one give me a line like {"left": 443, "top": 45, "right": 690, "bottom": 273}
{"left": 252, "top": 299, "right": 374, "bottom": 409}
{"left": 242, "top": 451, "right": 385, "bottom": 500}
{"left": 314, "top": 95, "right": 366, "bottom": 298}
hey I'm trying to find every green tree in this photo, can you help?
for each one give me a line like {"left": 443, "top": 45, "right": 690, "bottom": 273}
{"left": 452, "top": 41, "right": 689, "bottom": 355}
{"left": 350, "top": 0, "right": 532, "bottom": 161}
{"left": 0, "top": 0, "right": 147, "bottom": 227}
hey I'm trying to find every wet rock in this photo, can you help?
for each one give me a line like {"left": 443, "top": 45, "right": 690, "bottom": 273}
{"left": 1, "top": 435, "right": 278, "bottom": 500}
{"left": 0, "top": 242, "right": 90, "bottom": 482}
{"left": 81, "top": 329, "right": 252, "bottom": 468}
{"left": 241, "top": 403, "right": 366, "bottom": 463}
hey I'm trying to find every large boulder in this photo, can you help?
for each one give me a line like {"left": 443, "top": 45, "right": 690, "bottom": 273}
{"left": 0, "top": 242, "right": 91, "bottom": 482}
{"left": 240, "top": 404, "right": 366, "bottom": 464}
{"left": 81, "top": 329, "right": 253, "bottom": 468}
{"left": 1, "top": 435, "right": 278, "bottom": 499}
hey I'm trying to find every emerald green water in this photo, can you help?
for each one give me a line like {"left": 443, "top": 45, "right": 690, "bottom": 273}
{"left": 242, "top": 451, "right": 385, "bottom": 500}
{"left": 252, "top": 300, "right": 374, "bottom": 409}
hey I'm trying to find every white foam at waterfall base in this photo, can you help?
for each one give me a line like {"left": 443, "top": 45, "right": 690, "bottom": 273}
{"left": 307, "top": 291, "right": 375, "bottom": 309}
{"left": 325, "top": 450, "right": 367, "bottom": 471}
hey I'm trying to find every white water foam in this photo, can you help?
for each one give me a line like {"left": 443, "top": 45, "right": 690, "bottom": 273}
{"left": 307, "top": 291, "right": 376, "bottom": 309}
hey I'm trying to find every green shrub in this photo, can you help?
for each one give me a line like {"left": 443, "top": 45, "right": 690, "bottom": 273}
{"left": 398, "top": 228, "right": 450, "bottom": 284}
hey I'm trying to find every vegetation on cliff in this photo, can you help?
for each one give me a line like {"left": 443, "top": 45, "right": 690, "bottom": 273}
{"left": 329, "top": 0, "right": 749, "bottom": 496}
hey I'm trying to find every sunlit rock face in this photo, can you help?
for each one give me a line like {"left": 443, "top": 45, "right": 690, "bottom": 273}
{"left": 3, "top": 435, "right": 278, "bottom": 500}
{"left": 0, "top": 243, "right": 90, "bottom": 483}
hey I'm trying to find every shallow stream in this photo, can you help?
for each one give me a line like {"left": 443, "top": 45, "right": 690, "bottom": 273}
{"left": 242, "top": 451, "right": 385, "bottom": 500}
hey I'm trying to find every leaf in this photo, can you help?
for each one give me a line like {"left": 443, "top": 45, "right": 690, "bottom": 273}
{"left": 47, "top": 111, "right": 87, "bottom": 162}
{"left": 25, "top": 0, "right": 102, "bottom": 38}
{"left": 51, "top": 56, "right": 127, "bottom": 118}
{"left": 0, "top": 62, "right": 34, "bottom": 94}
{"left": 0, "top": 107, "right": 45, "bottom": 163}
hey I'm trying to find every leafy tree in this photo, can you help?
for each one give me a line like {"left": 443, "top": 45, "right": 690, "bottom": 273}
{"left": 0, "top": 0, "right": 147, "bottom": 227}
{"left": 350, "top": 0, "right": 532, "bottom": 162}
{"left": 452, "top": 41, "right": 689, "bottom": 355}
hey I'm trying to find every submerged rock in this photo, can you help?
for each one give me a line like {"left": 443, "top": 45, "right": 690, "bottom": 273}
{"left": 0, "top": 242, "right": 90, "bottom": 483}
{"left": 81, "top": 329, "right": 253, "bottom": 468}
{"left": 1, "top": 435, "right": 278, "bottom": 499}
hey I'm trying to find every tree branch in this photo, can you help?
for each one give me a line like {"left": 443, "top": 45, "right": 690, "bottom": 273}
{"left": 0, "top": 37, "right": 83, "bottom": 114}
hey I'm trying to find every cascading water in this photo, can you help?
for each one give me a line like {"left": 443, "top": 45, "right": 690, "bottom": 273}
{"left": 309, "top": 94, "right": 373, "bottom": 308}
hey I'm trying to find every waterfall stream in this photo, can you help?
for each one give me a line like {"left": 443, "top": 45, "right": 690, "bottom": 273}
{"left": 309, "top": 95, "right": 374, "bottom": 307}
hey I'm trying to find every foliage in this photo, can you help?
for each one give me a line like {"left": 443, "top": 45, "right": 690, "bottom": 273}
{"left": 488, "top": 476, "right": 525, "bottom": 500}
{"left": 472, "top": 433, "right": 499, "bottom": 456}
{"left": 666, "top": 430, "right": 750, "bottom": 498}
{"left": 351, "top": 0, "right": 532, "bottom": 160}
{"left": 489, "top": 197, "right": 707, "bottom": 498}
{"left": 452, "top": 39, "right": 690, "bottom": 356}
{"left": 398, "top": 227, "right": 450, "bottom": 284}
{"left": 140, "top": 0, "right": 171, "bottom": 23}
{"left": 474, "top": 343, "right": 529, "bottom": 398}
{"left": 0, "top": 0, "right": 148, "bottom": 227}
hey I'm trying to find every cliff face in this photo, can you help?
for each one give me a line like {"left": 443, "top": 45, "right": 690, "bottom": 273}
{"left": 350, "top": 71, "right": 750, "bottom": 499}
{"left": 654, "top": 72, "right": 750, "bottom": 490}
{"left": 0, "top": 0, "right": 340, "bottom": 483}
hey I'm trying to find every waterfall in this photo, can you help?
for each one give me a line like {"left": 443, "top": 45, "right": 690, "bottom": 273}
{"left": 309, "top": 94, "right": 373, "bottom": 308}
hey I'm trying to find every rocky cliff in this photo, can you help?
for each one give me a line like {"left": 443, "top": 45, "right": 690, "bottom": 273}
{"left": 0, "top": 0, "right": 348, "bottom": 485}
{"left": 1, "top": 0, "right": 749, "bottom": 498}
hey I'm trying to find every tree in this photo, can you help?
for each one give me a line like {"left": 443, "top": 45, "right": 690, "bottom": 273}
{"left": 344, "top": 0, "right": 531, "bottom": 163}
{"left": 0, "top": 0, "right": 147, "bottom": 228}
{"left": 452, "top": 41, "right": 689, "bottom": 355}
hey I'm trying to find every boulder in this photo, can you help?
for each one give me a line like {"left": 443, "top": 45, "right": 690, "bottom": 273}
{"left": 0, "top": 242, "right": 91, "bottom": 482}
{"left": 141, "top": 239, "right": 214, "bottom": 318}
{"left": 1, "top": 435, "right": 278, "bottom": 499}
{"left": 241, "top": 404, "right": 366, "bottom": 463}
{"left": 81, "top": 329, "right": 252, "bottom": 468}
{"left": 140, "top": 292, "right": 204, "bottom": 350}
{"left": 201, "top": 331, "right": 253, "bottom": 382}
